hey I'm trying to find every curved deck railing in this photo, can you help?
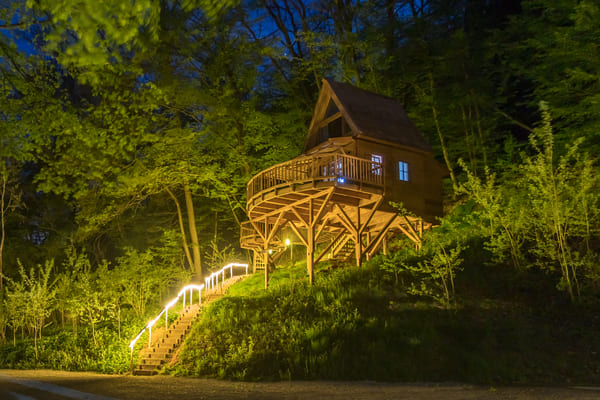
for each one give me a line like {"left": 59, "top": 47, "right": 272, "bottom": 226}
{"left": 247, "top": 153, "right": 384, "bottom": 203}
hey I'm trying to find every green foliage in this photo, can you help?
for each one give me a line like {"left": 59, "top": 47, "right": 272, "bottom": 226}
{"left": 520, "top": 105, "right": 599, "bottom": 301}
{"left": 0, "top": 318, "right": 141, "bottom": 373}
{"left": 3, "top": 259, "right": 56, "bottom": 356}
{"left": 501, "top": 0, "right": 600, "bottom": 148}
{"left": 381, "top": 222, "right": 466, "bottom": 309}
{"left": 116, "top": 232, "right": 191, "bottom": 317}
{"left": 0, "top": 296, "right": 6, "bottom": 343}
{"left": 174, "top": 260, "right": 599, "bottom": 383}
{"left": 458, "top": 161, "right": 527, "bottom": 269}
{"left": 204, "top": 240, "right": 240, "bottom": 273}
{"left": 459, "top": 105, "right": 600, "bottom": 302}
{"left": 0, "top": 236, "right": 189, "bottom": 371}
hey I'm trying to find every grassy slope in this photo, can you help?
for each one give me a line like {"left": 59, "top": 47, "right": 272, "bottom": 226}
{"left": 172, "top": 258, "right": 600, "bottom": 384}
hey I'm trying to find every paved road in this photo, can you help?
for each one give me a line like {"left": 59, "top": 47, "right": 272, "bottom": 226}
{"left": 1, "top": 369, "right": 599, "bottom": 400}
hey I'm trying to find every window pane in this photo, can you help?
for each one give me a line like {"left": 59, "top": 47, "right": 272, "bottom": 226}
{"left": 371, "top": 154, "right": 382, "bottom": 175}
{"left": 398, "top": 161, "right": 409, "bottom": 181}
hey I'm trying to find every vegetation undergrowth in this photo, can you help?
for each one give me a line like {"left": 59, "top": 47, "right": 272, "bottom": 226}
{"left": 0, "top": 236, "right": 192, "bottom": 373}
{"left": 171, "top": 257, "right": 600, "bottom": 384}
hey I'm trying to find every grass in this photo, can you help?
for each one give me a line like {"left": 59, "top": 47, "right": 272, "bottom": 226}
{"left": 171, "top": 256, "right": 600, "bottom": 384}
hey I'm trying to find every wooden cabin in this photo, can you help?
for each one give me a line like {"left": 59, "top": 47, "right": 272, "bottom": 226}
{"left": 241, "top": 79, "right": 446, "bottom": 288}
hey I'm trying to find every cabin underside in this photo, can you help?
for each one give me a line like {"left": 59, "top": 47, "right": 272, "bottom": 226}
{"left": 240, "top": 152, "right": 431, "bottom": 287}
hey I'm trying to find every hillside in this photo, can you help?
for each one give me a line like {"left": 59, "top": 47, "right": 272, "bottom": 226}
{"left": 169, "top": 258, "right": 600, "bottom": 384}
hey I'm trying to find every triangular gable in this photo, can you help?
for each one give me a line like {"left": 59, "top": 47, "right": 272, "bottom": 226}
{"left": 303, "top": 80, "right": 360, "bottom": 152}
{"left": 303, "top": 79, "right": 433, "bottom": 154}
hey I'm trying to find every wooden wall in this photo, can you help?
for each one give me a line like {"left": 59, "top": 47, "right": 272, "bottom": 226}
{"left": 354, "top": 138, "right": 444, "bottom": 222}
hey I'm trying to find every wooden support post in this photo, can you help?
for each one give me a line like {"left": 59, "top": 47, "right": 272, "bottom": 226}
{"left": 264, "top": 220, "right": 270, "bottom": 290}
{"left": 307, "top": 225, "right": 314, "bottom": 285}
{"left": 418, "top": 219, "right": 424, "bottom": 251}
{"left": 307, "top": 198, "right": 314, "bottom": 284}
{"left": 264, "top": 247, "right": 269, "bottom": 290}
{"left": 383, "top": 233, "right": 388, "bottom": 255}
{"left": 355, "top": 205, "right": 362, "bottom": 267}
{"left": 366, "top": 232, "right": 372, "bottom": 261}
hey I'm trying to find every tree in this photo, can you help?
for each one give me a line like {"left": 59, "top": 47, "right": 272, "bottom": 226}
{"left": 520, "top": 105, "right": 599, "bottom": 301}
{"left": 4, "top": 259, "right": 56, "bottom": 357}
{"left": 497, "top": 0, "right": 600, "bottom": 152}
{"left": 458, "top": 161, "right": 527, "bottom": 270}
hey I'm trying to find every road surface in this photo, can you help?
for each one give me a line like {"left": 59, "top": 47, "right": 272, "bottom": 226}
{"left": 1, "top": 369, "right": 599, "bottom": 400}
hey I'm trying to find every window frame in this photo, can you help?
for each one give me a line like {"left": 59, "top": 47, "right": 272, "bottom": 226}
{"left": 398, "top": 160, "right": 409, "bottom": 182}
{"left": 371, "top": 154, "right": 383, "bottom": 176}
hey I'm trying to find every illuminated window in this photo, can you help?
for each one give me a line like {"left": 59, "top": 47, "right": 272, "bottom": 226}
{"left": 398, "top": 161, "right": 409, "bottom": 181}
{"left": 371, "top": 154, "right": 382, "bottom": 175}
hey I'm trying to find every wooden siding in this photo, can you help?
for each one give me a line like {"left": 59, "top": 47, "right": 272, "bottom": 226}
{"left": 354, "top": 138, "right": 444, "bottom": 221}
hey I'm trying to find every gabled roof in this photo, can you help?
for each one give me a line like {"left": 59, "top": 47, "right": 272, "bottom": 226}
{"left": 303, "top": 79, "right": 433, "bottom": 153}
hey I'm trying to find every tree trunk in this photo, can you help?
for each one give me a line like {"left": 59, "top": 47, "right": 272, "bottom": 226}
{"left": 166, "top": 187, "right": 194, "bottom": 270}
{"left": 0, "top": 175, "right": 5, "bottom": 291}
{"left": 428, "top": 74, "right": 457, "bottom": 198}
{"left": 184, "top": 183, "right": 202, "bottom": 277}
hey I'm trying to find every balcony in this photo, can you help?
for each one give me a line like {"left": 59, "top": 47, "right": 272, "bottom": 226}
{"left": 246, "top": 153, "right": 384, "bottom": 213}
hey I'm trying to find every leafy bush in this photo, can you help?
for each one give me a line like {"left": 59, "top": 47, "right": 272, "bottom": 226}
{"left": 459, "top": 105, "right": 600, "bottom": 302}
{"left": 0, "top": 232, "right": 190, "bottom": 373}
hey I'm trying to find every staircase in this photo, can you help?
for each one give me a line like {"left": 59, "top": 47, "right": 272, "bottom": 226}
{"left": 330, "top": 234, "right": 354, "bottom": 261}
{"left": 132, "top": 274, "right": 246, "bottom": 376}
{"left": 134, "top": 304, "right": 200, "bottom": 376}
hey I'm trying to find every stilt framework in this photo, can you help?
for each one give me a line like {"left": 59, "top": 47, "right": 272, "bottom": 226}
{"left": 240, "top": 153, "right": 430, "bottom": 288}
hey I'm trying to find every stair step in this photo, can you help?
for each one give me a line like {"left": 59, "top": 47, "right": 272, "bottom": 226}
{"left": 133, "top": 369, "right": 157, "bottom": 376}
{"left": 140, "top": 361, "right": 163, "bottom": 368}
{"left": 145, "top": 351, "right": 171, "bottom": 358}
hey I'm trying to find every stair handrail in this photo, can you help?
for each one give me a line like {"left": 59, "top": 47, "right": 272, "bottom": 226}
{"left": 204, "top": 262, "right": 249, "bottom": 291}
{"left": 128, "top": 262, "right": 249, "bottom": 370}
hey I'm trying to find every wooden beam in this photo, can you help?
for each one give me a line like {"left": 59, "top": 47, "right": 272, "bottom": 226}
{"left": 264, "top": 221, "right": 270, "bottom": 290}
{"left": 355, "top": 204, "right": 362, "bottom": 267}
{"left": 358, "top": 197, "right": 383, "bottom": 236}
{"left": 307, "top": 224, "right": 315, "bottom": 285}
{"left": 400, "top": 215, "right": 420, "bottom": 241}
{"left": 335, "top": 204, "right": 357, "bottom": 233}
{"left": 266, "top": 212, "right": 285, "bottom": 243}
{"left": 395, "top": 219, "right": 420, "bottom": 244}
{"left": 333, "top": 212, "right": 355, "bottom": 236}
{"left": 317, "top": 112, "right": 343, "bottom": 127}
{"left": 249, "top": 220, "right": 266, "bottom": 241}
{"left": 311, "top": 188, "right": 334, "bottom": 228}
{"left": 291, "top": 206, "right": 309, "bottom": 227}
{"left": 288, "top": 221, "right": 308, "bottom": 247}
{"left": 306, "top": 197, "right": 315, "bottom": 285}
{"left": 258, "top": 190, "right": 330, "bottom": 220}
{"left": 365, "top": 214, "right": 398, "bottom": 257}
{"left": 314, "top": 216, "right": 330, "bottom": 243}
{"left": 315, "top": 229, "right": 346, "bottom": 264}
{"left": 271, "top": 248, "right": 287, "bottom": 263}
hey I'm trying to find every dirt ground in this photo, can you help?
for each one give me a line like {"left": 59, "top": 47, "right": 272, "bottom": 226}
{"left": 1, "top": 369, "right": 599, "bottom": 400}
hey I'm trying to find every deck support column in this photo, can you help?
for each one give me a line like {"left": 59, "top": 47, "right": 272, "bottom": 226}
{"left": 355, "top": 205, "right": 362, "bottom": 268}
{"left": 307, "top": 225, "right": 314, "bottom": 285}
{"left": 382, "top": 233, "right": 388, "bottom": 256}
{"left": 264, "top": 247, "right": 269, "bottom": 290}
{"left": 264, "top": 221, "right": 270, "bottom": 290}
